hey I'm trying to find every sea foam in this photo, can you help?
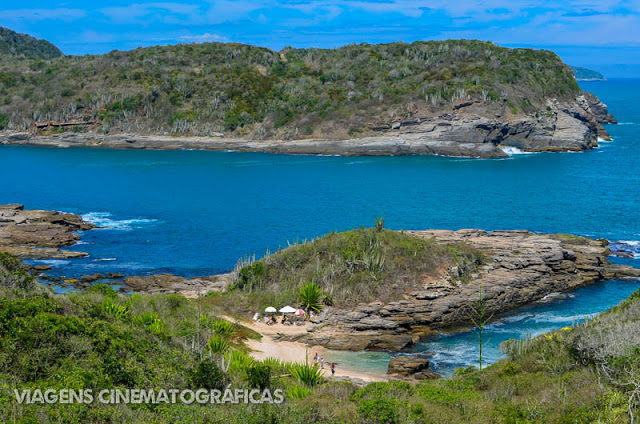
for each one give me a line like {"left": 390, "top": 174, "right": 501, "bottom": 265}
{"left": 82, "top": 212, "right": 158, "bottom": 231}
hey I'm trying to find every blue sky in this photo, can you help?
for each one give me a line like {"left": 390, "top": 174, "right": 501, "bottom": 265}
{"left": 1, "top": 1, "right": 640, "bottom": 76}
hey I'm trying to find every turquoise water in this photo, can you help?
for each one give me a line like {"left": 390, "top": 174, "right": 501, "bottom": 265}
{"left": 1, "top": 79, "right": 639, "bottom": 373}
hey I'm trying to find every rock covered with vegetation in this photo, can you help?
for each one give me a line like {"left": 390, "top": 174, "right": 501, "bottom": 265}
{"left": 571, "top": 66, "right": 607, "bottom": 81}
{"left": 222, "top": 228, "right": 640, "bottom": 351}
{"left": 0, "top": 27, "right": 63, "bottom": 60}
{"left": 0, "top": 37, "right": 615, "bottom": 156}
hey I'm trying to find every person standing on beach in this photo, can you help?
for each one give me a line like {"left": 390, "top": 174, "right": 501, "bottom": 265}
{"left": 330, "top": 363, "right": 336, "bottom": 377}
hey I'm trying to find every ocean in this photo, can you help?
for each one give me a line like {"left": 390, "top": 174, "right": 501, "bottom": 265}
{"left": 1, "top": 79, "right": 639, "bottom": 374}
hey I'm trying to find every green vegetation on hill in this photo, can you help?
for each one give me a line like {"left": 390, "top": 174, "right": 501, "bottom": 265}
{"left": 0, "top": 38, "right": 579, "bottom": 138}
{"left": 2, "top": 249, "right": 640, "bottom": 423}
{"left": 216, "top": 227, "right": 485, "bottom": 316}
{"left": 0, "top": 27, "right": 63, "bottom": 60}
{"left": 571, "top": 66, "right": 607, "bottom": 81}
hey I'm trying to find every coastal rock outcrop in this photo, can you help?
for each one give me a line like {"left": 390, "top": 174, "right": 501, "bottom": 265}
{"left": 0, "top": 204, "right": 94, "bottom": 258}
{"left": 0, "top": 94, "right": 615, "bottom": 158}
{"left": 122, "top": 273, "right": 229, "bottom": 298}
{"left": 299, "top": 230, "right": 640, "bottom": 351}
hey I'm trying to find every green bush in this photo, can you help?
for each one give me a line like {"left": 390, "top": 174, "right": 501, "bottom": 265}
{"left": 190, "top": 360, "right": 228, "bottom": 390}
{"left": 246, "top": 363, "right": 271, "bottom": 390}
{"left": 0, "top": 112, "right": 8, "bottom": 129}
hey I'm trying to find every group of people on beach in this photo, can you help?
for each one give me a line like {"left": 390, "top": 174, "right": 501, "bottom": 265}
{"left": 313, "top": 353, "right": 336, "bottom": 376}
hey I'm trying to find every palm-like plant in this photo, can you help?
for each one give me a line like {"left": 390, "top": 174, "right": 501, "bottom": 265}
{"left": 289, "top": 362, "right": 323, "bottom": 387}
{"left": 211, "top": 319, "right": 235, "bottom": 338}
{"left": 207, "top": 335, "right": 229, "bottom": 355}
{"left": 298, "top": 282, "right": 324, "bottom": 318}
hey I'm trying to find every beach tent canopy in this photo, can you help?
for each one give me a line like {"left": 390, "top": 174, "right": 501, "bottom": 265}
{"left": 264, "top": 306, "right": 277, "bottom": 313}
{"left": 279, "top": 306, "right": 296, "bottom": 314}
{"left": 294, "top": 309, "right": 306, "bottom": 316}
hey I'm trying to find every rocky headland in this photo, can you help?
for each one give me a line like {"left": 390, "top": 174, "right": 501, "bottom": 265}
{"left": 0, "top": 204, "right": 94, "bottom": 259}
{"left": 0, "top": 94, "right": 615, "bottom": 158}
{"left": 292, "top": 229, "right": 640, "bottom": 351}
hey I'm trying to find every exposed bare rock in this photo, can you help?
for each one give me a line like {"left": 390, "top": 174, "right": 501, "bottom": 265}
{"left": 122, "top": 273, "right": 230, "bottom": 298}
{"left": 387, "top": 355, "right": 431, "bottom": 375}
{"left": 0, "top": 204, "right": 94, "bottom": 259}
{"left": 298, "top": 230, "right": 639, "bottom": 351}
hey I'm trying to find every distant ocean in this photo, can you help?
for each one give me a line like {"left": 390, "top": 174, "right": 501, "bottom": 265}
{"left": 1, "top": 79, "right": 639, "bottom": 373}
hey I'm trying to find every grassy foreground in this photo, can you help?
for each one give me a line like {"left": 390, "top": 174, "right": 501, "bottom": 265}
{"left": 1, "top": 249, "right": 640, "bottom": 423}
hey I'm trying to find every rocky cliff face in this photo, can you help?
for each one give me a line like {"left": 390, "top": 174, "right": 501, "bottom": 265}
{"left": 296, "top": 230, "right": 639, "bottom": 351}
{"left": 1, "top": 93, "right": 615, "bottom": 158}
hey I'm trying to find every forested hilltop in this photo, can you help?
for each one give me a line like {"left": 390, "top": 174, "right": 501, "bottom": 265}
{"left": 571, "top": 66, "right": 607, "bottom": 81}
{"left": 0, "top": 27, "right": 63, "bottom": 60}
{"left": 0, "top": 38, "right": 581, "bottom": 139}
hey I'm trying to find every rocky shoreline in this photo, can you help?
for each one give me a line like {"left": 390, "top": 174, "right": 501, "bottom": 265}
{"left": 3, "top": 204, "right": 638, "bottom": 356}
{"left": 291, "top": 229, "right": 640, "bottom": 351}
{"left": 0, "top": 204, "right": 94, "bottom": 259}
{"left": 0, "top": 95, "right": 616, "bottom": 158}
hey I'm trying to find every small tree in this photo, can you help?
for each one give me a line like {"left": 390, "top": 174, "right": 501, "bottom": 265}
{"left": 468, "top": 281, "right": 493, "bottom": 370}
{"left": 298, "top": 282, "right": 323, "bottom": 319}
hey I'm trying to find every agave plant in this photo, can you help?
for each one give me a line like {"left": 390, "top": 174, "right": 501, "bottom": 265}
{"left": 228, "top": 349, "right": 254, "bottom": 372}
{"left": 212, "top": 319, "right": 235, "bottom": 338}
{"left": 133, "top": 311, "right": 160, "bottom": 326}
{"left": 103, "top": 299, "right": 129, "bottom": 319}
{"left": 298, "top": 282, "right": 324, "bottom": 318}
{"left": 207, "top": 335, "right": 229, "bottom": 355}
{"left": 289, "top": 361, "right": 323, "bottom": 387}
{"left": 262, "top": 357, "right": 287, "bottom": 373}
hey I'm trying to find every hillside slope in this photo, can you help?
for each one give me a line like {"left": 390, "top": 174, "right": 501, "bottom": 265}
{"left": 0, "top": 27, "right": 62, "bottom": 60}
{"left": 0, "top": 38, "right": 615, "bottom": 156}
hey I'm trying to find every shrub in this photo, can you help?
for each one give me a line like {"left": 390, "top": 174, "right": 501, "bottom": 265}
{"left": 287, "top": 384, "right": 313, "bottom": 400}
{"left": 246, "top": 363, "right": 271, "bottom": 390}
{"left": 356, "top": 398, "right": 399, "bottom": 424}
{"left": 0, "top": 112, "right": 8, "bottom": 129}
{"left": 190, "top": 360, "right": 228, "bottom": 391}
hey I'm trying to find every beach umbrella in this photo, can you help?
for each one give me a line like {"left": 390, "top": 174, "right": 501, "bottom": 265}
{"left": 279, "top": 305, "right": 296, "bottom": 314}
{"left": 264, "top": 306, "right": 277, "bottom": 313}
{"left": 294, "top": 309, "right": 306, "bottom": 316}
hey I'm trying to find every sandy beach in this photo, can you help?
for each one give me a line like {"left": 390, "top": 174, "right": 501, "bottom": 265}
{"left": 228, "top": 317, "right": 389, "bottom": 383}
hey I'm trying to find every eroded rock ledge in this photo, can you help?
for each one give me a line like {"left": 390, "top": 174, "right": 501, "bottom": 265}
{"left": 0, "top": 94, "right": 615, "bottom": 158}
{"left": 294, "top": 230, "right": 640, "bottom": 351}
{"left": 0, "top": 204, "right": 94, "bottom": 259}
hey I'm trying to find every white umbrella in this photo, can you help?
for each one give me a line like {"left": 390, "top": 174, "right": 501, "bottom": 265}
{"left": 294, "top": 309, "right": 306, "bottom": 316}
{"left": 279, "top": 306, "right": 296, "bottom": 314}
{"left": 264, "top": 306, "right": 277, "bottom": 313}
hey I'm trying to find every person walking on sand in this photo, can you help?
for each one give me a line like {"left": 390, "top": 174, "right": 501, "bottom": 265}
{"left": 331, "top": 363, "right": 336, "bottom": 377}
{"left": 320, "top": 357, "right": 325, "bottom": 369}
{"left": 313, "top": 353, "right": 318, "bottom": 366}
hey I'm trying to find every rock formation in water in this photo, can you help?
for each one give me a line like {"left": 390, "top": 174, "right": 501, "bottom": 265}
{"left": 0, "top": 204, "right": 93, "bottom": 258}
{"left": 293, "top": 230, "right": 640, "bottom": 351}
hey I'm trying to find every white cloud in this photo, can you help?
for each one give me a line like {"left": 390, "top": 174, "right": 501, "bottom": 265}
{"left": 180, "top": 32, "right": 228, "bottom": 41}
